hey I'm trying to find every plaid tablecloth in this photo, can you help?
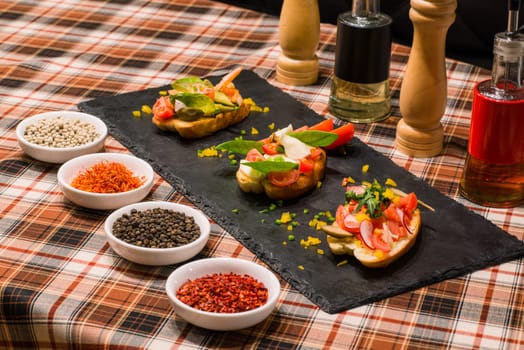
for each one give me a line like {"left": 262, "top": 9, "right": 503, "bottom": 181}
{"left": 0, "top": 0, "right": 522, "bottom": 349}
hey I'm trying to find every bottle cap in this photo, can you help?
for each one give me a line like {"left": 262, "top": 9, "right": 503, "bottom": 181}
{"left": 334, "top": 12, "right": 392, "bottom": 84}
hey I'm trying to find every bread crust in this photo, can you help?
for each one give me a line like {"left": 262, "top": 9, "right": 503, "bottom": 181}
{"left": 152, "top": 100, "right": 251, "bottom": 138}
{"left": 324, "top": 208, "right": 421, "bottom": 268}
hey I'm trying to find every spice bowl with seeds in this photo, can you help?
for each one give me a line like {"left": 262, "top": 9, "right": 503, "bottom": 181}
{"left": 16, "top": 111, "right": 108, "bottom": 164}
{"left": 57, "top": 152, "right": 154, "bottom": 210}
{"left": 104, "top": 201, "right": 210, "bottom": 266}
{"left": 165, "top": 257, "right": 281, "bottom": 331}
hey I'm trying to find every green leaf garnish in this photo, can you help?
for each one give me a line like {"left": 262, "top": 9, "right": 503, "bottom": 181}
{"left": 216, "top": 140, "right": 263, "bottom": 155}
{"left": 346, "top": 179, "right": 391, "bottom": 218}
{"left": 243, "top": 160, "right": 298, "bottom": 174}
{"left": 287, "top": 130, "right": 338, "bottom": 147}
{"left": 172, "top": 93, "right": 218, "bottom": 116}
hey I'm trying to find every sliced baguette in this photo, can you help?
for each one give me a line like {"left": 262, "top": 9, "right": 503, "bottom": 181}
{"left": 324, "top": 209, "right": 421, "bottom": 268}
{"left": 152, "top": 100, "right": 251, "bottom": 138}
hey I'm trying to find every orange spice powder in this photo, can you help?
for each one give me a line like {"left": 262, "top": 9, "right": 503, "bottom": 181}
{"left": 71, "top": 161, "right": 146, "bottom": 193}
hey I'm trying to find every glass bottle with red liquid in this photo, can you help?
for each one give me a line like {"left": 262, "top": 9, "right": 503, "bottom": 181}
{"left": 459, "top": 0, "right": 524, "bottom": 207}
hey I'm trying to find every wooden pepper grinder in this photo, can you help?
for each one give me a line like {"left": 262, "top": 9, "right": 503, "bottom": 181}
{"left": 395, "top": 0, "right": 457, "bottom": 157}
{"left": 276, "top": 0, "right": 320, "bottom": 86}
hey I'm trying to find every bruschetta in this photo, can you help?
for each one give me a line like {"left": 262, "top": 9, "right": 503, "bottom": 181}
{"left": 151, "top": 67, "right": 252, "bottom": 138}
{"left": 216, "top": 120, "right": 354, "bottom": 200}
{"left": 322, "top": 179, "right": 421, "bottom": 268}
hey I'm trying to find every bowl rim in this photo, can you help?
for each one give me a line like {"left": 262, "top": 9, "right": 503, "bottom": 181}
{"left": 104, "top": 201, "right": 211, "bottom": 253}
{"left": 165, "top": 257, "right": 280, "bottom": 318}
{"left": 57, "top": 152, "right": 154, "bottom": 197}
{"left": 16, "top": 110, "right": 108, "bottom": 152}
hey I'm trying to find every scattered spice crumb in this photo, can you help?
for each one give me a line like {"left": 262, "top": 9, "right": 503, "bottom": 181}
{"left": 141, "top": 104, "right": 152, "bottom": 114}
{"left": 300, "top": 236, "right": 321, "bottom": 248}
{"left": 197, "top": 146, "right": 221, "bottom": 158}
{"left": 336, "top": 260, "right": 348, "bottom": 267}
{"left": 385, "top": 178, "right": 397, "bottom": 187}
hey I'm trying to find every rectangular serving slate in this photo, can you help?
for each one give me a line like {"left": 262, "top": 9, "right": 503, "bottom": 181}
{"left": 78, "top": 70, "right": 524, "bottom": 314}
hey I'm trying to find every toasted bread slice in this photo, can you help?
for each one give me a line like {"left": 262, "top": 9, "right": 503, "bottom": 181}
{"left": 324, "top": 209, "right": 421, "bottom": 268}
{"left": 236, "top": 148, "right": 326, "bottom": 200}
{"left": 152, "top": 100, "right": 251, "bottom": 138}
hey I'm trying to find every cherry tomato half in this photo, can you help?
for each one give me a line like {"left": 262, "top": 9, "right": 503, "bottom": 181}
{"left": 324, "top": 123, "right": 355, "bottom": 150}
{"left": 298, "top": 158, "right": 315, "bottom": 173}
{"left": 152, "top": 96, "right": 175, "bottom": 120}
{"left": 309, "top": 119, "right": 334, "bottom": 131}
{"left": 246, "top": 148, "right": 264, "bottom": 162}
{"left": 267, "top": 169, "right": 300, "bottom": 187}
{"left": 262, "top": 142, "right": 281, "bottom": 156}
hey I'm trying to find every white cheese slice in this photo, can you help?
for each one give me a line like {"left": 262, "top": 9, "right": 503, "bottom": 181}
{"left": 279, "top": 133, "right": 313, "bottom": 160}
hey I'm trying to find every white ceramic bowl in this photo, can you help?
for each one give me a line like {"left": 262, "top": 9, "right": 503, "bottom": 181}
{"left": 165, "top": 257, "right": 280, "bottom": 331}
{"left": 57, "top": 153, "right": 154, "bottom": 210}
{"left": 104, "top": 201, "right": 210, "bottom": 266}
{"left": 16, "top": 111, "right": 107, "bottom": 164}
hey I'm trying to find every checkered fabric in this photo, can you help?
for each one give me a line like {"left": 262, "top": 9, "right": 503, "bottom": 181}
{"left": 0, "top": 0, "right": 522, "bottom": 349}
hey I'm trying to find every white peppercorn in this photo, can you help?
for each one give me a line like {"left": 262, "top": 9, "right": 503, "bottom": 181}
{"left": 112, "top": 208, "right": 201, "bottom": 248}
{"left": 23, "top": 116, "right": 99, "bottom": 148}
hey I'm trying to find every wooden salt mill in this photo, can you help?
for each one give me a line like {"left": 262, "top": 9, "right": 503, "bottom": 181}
{"left": 395, "top": 0, "right": 457, "bottom": 157}
{"left": 276, "top": 0, "right": 320, "bottom": 85}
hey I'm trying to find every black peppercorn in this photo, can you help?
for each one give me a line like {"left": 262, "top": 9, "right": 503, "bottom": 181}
{"left": 112, "top": 208, "right": 201, "bottom": 248}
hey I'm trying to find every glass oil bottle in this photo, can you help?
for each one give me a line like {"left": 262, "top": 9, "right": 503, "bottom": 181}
{"left": 328, "top": 0, "right": 392, "bottom": 123}
{"left": 459, "top": 1, "right": 524, "bottom": 207}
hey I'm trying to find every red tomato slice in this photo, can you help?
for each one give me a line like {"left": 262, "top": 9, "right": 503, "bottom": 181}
{"left": 246, "top": 148, "right": 264, "bottom": 162}
{"left": 309, "top": 119, "right": 334, "bottom": 131}
{"left": 336, "top": 205, "right": 360, "bottom": 233}
{"left": 335, "top": 205, "right": 349, "bottom": 230}
{"left": 387, "top": 220, "right": 406, "bottom": 239}
{"left": 152, "top": 96, "right": 175, "bottom": 120}
{"left": 324, "top": 123, "right": 355, "bottom": 150}
{"left": 267, "top": 169, "right": 300, "bottom": 187}
{"left": 383, "top": 203, "right": 401, "bottom": 223}
{"left": 262, "top": 142, "right": 280, "bottom": 155}
{"left": 298, "top": 158, "right": 315, "bottom": 173}
{"left": 398, "top": 192, "right": 418, "bottom": 214}
{"left": 372, "top": 229, "right": 391, "bottom": 252}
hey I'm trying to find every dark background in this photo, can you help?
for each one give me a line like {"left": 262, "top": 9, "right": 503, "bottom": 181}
{"left": 216, "top": 0, "right": 521, "bottom": 70}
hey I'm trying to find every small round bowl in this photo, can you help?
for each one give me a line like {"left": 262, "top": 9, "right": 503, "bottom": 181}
{"left": 165, "top": 257, "right": 280, "bottom": 331}
{"left": 104, "top": 201, "right": 210, "bottom": 266}
{"left": 57, "top": 153, "right": 154, "bottom": 210}
{"left": 16, "top": 111, "right": 108, "bottom": 164}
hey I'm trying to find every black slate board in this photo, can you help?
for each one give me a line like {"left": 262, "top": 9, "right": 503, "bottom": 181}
{"left": 78, "top": 70, "right": 524, "bottom": 314}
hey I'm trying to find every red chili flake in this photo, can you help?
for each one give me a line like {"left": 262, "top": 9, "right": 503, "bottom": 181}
{"left": 176, "top": 273, "right": 268, "bottom": 313}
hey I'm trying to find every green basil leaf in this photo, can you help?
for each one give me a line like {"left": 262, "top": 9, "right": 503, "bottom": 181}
{"left": 172, "top": 93, "right": 218, "bottom": 116}
{"left": 216, "top": 140, "right": 263, "bottom": 155}
{"left": 243, "top": 160, "right": 298, "bottom": 174}
{"left": 287, "top": 130, "right": 338, "bottom": 147}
